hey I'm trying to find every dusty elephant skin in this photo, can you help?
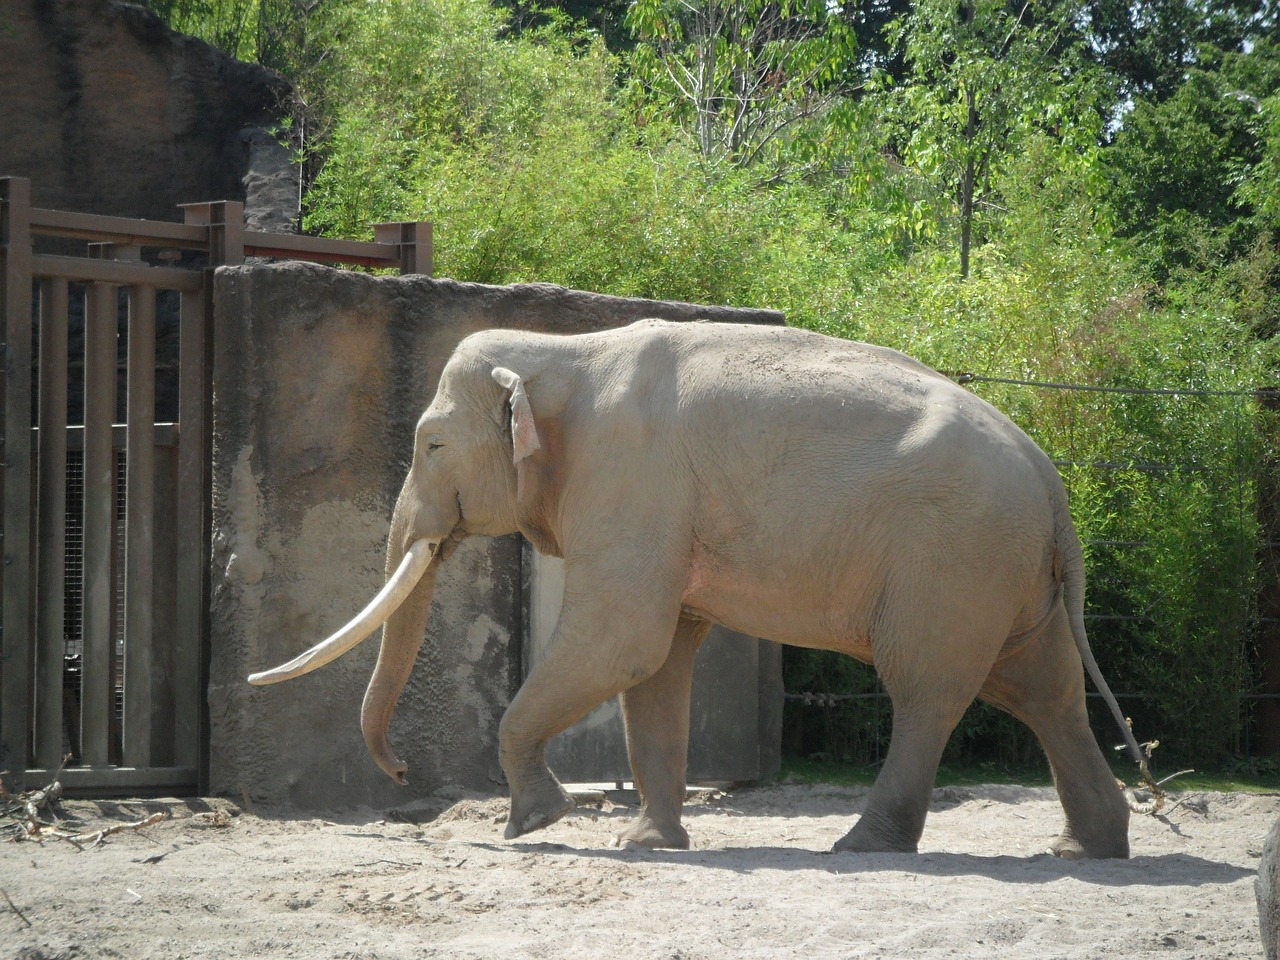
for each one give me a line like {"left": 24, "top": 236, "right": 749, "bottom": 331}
{"left": 1260, "top": 815, "right": 1280, "bottom": 959}
{"left": 251, "top": 319, "right": 1139, "bottom": 859}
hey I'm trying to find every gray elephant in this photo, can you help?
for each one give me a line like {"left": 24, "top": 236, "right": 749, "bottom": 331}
{"left": 1260, "top": 815, "right": 1280, "bottom": 959}
{"left": 250, "top": 319, "right": 1147, "bottom": 858}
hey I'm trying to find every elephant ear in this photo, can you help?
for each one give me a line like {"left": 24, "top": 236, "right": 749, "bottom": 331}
{"left": 491, "top": 367, "right": 542, "bottom": 464}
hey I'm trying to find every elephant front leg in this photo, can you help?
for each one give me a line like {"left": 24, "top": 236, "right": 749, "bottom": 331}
{"left": 497, "top": 678, "right": 580, "bottom": 840}
{"left": 499, "top": 557, "right": 686, "bottom": 842}
{"left": 616, "top": 615, "right": 711, "bottom": 850}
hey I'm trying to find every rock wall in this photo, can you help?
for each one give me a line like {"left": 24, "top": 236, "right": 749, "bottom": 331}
{"left": 0, "top": 0, "right": 291, "bottom": 221}
{"left": 209, "top": 262, "right": 785, "bottom": 810}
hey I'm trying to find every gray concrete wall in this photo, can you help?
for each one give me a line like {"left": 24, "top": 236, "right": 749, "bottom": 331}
{"left": 208, "top": 262, "right": 784, "bottom": 809}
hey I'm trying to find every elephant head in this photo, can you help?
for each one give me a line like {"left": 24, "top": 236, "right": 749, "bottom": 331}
{"left": 248, "top": 341, "right": 545, "bottom": 784}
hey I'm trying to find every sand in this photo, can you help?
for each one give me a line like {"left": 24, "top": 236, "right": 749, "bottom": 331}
{"left": 4, "top": 781, "right": 1276, "bottom": 959}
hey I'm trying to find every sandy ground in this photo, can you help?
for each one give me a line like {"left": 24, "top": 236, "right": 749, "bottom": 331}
{"left": 3, "top": 781, "right": 1276, "bottom": 960}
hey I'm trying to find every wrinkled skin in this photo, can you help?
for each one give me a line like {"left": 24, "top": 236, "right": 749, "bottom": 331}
{"left": 262, "top": 320, "right": 1133, "bottom": 858}
{"left": 1259, "top": 815, "right": 1280, "bottom": 959}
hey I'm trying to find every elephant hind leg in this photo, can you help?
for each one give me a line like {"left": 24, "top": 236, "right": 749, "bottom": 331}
{"left": 834, "top": 621, "right": 997, "bottom": 854}
{"left": 616, "top": 615, "right": 711, "bottom": 850}
{"left": 981, "top": 609, "right": 1130, "bottom": 859}
{"left": 832, "top": 701, "right": 963, "bottom": 853}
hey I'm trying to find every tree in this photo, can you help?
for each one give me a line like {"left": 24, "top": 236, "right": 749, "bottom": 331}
{"left": 884, "top": 0, "right": 1107, "bottom": 276}
{"left": 1084, "top": 0, "right": 1276, "bottom": 104}
{"left": 1104, "top": 38, "right": 1280, "bottom": 277}
{"left": 626, "top": 0, "right": 858, "bottom": 166}
{"left": 138, "top": 0, "right": 333, "bottom": 73}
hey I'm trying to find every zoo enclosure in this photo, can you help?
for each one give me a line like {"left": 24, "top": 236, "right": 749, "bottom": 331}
{"left": 0, "top": 176, "right": 431, "bottom": 793}
{"left": 785, "top": 373, "right": 1280, "bottom": 771}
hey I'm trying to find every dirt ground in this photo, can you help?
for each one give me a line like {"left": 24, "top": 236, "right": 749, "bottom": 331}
{"left": 3, "top": 780, "right": 1276, "bottom": 959}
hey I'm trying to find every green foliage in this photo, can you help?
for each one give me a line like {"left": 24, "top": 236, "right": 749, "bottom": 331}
{"left": 626, "top": 0, "right": 858, "bottom": 166}
{"left": 1084, "top": 0, "right": 1275, "bottom": 102}
{"left": 1103, "top": 39, "right": 1280, "bottom": 279}
{"left": 878, "top": 0, "right": 1110, "bottom": 275}
{"left": 139, "top": 0, "right": 331, "bottom": 75}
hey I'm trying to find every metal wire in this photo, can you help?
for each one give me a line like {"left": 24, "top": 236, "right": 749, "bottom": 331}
{"left": 953, "top": 372, "right": 1280, "bottom": 398}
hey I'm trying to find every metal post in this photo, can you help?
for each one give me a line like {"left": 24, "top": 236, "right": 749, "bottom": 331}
{"left": 374, "top": 221, "right": 433, "bottom": 276}
{"left": 34, "top": 277, "right": 69, "bottom": 770}
{"left": 80, "top": 281, "right": 117, "bottom": 768}
{"left": 179, "top": 201, "right": 245, "bottom": 267}
{"left": 0, "top": 177, "right": 34, "bottom": 786}
{"left": 174, "top": 200, "right": 244, "bottom": 789}
{"left": 123, "top": 284, "right": 156, "bottom": 767}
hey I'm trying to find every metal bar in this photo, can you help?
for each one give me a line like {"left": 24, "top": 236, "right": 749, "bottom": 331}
{"left": 29, "top": 207, "right": 208, "bottom": 248}
{"left": 34, "top": 278, "right": 69, "bottom": 769}
{"left": 1052, "top": 459, "right": 1206, "bottom": 474}
{"left": 243, "top": 231, "right": 400, "bottom": 267}
{"left": 21, "top": 765, "right": 198, "bottom": 792}
{"left": 958, "top": 371, "right": 1274, "bottom": 399}
{"left": 40, "top": 423, "right": 179, "bottom": 451}
{"left": 0, "top": 176, "right": 35, "bottom": 785}
{"left": 31, "top": 253, "right": 202, "bottom": 292}
{"left": 80, "top": 282, "right": 117, "bottom": 767}
{"left": 172, "top": 278, "right": 208, "bottom": 771}
{"left": 784, "top": 690, "right": 1155, "bottom": 701}
{"left": 123, "top": 285, "right": 156, "bottom": 767}
{"left": 32, "top": 208, "right": 435, "bottom": 272}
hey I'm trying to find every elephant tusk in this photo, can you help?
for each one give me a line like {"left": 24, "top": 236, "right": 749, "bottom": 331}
{"left": 247, "top": 538, "right": 437, "bottom": 685}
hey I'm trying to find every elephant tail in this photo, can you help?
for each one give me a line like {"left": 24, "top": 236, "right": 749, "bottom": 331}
{"left": 1055, "top": 501, "right": 1152, "bottom": 773}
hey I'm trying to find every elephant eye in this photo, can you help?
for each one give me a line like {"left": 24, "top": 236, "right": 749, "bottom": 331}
{"left": 426, "top": 440, "right": 444, "bottom": 452}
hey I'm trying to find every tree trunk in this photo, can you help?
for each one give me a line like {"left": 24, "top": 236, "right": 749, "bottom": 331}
{"left": 959, "top": 0, "right": 978, "bottom": 279}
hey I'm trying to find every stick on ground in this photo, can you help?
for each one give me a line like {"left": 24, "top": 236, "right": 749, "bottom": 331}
{"left": 2, "top": 888, "right": 33, "bottom": 928}
{"left": 67, "top": 811, "right": 170, "bottom": 847}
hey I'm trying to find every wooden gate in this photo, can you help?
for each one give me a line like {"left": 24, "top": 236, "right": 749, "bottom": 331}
{"left": 0, "top": 177, "right": 430, "bottom": 793}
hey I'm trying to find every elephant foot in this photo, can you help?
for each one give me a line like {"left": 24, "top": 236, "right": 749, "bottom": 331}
{"left": 504, "top": 778, "right": 575, "bottom": 840}
{"left": 831, "top": 816, "right": 919, "bottom": 855}
{"left": 1050, "top": 827, "right": 1129, "bottom": 860}
{"left": 1050, "top": 835, "right": 1085, "bottom": 860}
{"left": 614, "top": 816, "right": 690, "bottom": 850}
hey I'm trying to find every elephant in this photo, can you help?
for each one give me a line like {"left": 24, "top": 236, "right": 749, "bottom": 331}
{"left": 249, "top": 318, "right": 1149, "bottom": 859}
{"left": 1259, "top": 815, "right": 1280, "bottom": 959}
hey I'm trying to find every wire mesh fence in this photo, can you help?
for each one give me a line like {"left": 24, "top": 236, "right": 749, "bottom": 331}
{"left": 782, "top": 374, "right": 1280, "bottom": 773}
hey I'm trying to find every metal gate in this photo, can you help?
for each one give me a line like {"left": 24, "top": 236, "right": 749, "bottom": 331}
{"left": 0, "top": 177, "right": 430, "bottom": 793}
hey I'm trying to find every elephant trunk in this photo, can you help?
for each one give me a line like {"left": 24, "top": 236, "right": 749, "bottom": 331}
{"left": 361, "top": 533, "right": 457, "bottom": 784}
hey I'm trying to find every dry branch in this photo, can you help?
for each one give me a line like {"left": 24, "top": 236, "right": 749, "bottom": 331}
{"left": 1, "top": 888, "right": 32, "bottom": 928}
{"left": 66, "top": 811, "right": 170, "bottom": 847}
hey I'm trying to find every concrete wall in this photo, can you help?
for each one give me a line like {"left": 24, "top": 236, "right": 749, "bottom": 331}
{"left": 209, "top": 262, "right": 784, "bottom": 809}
